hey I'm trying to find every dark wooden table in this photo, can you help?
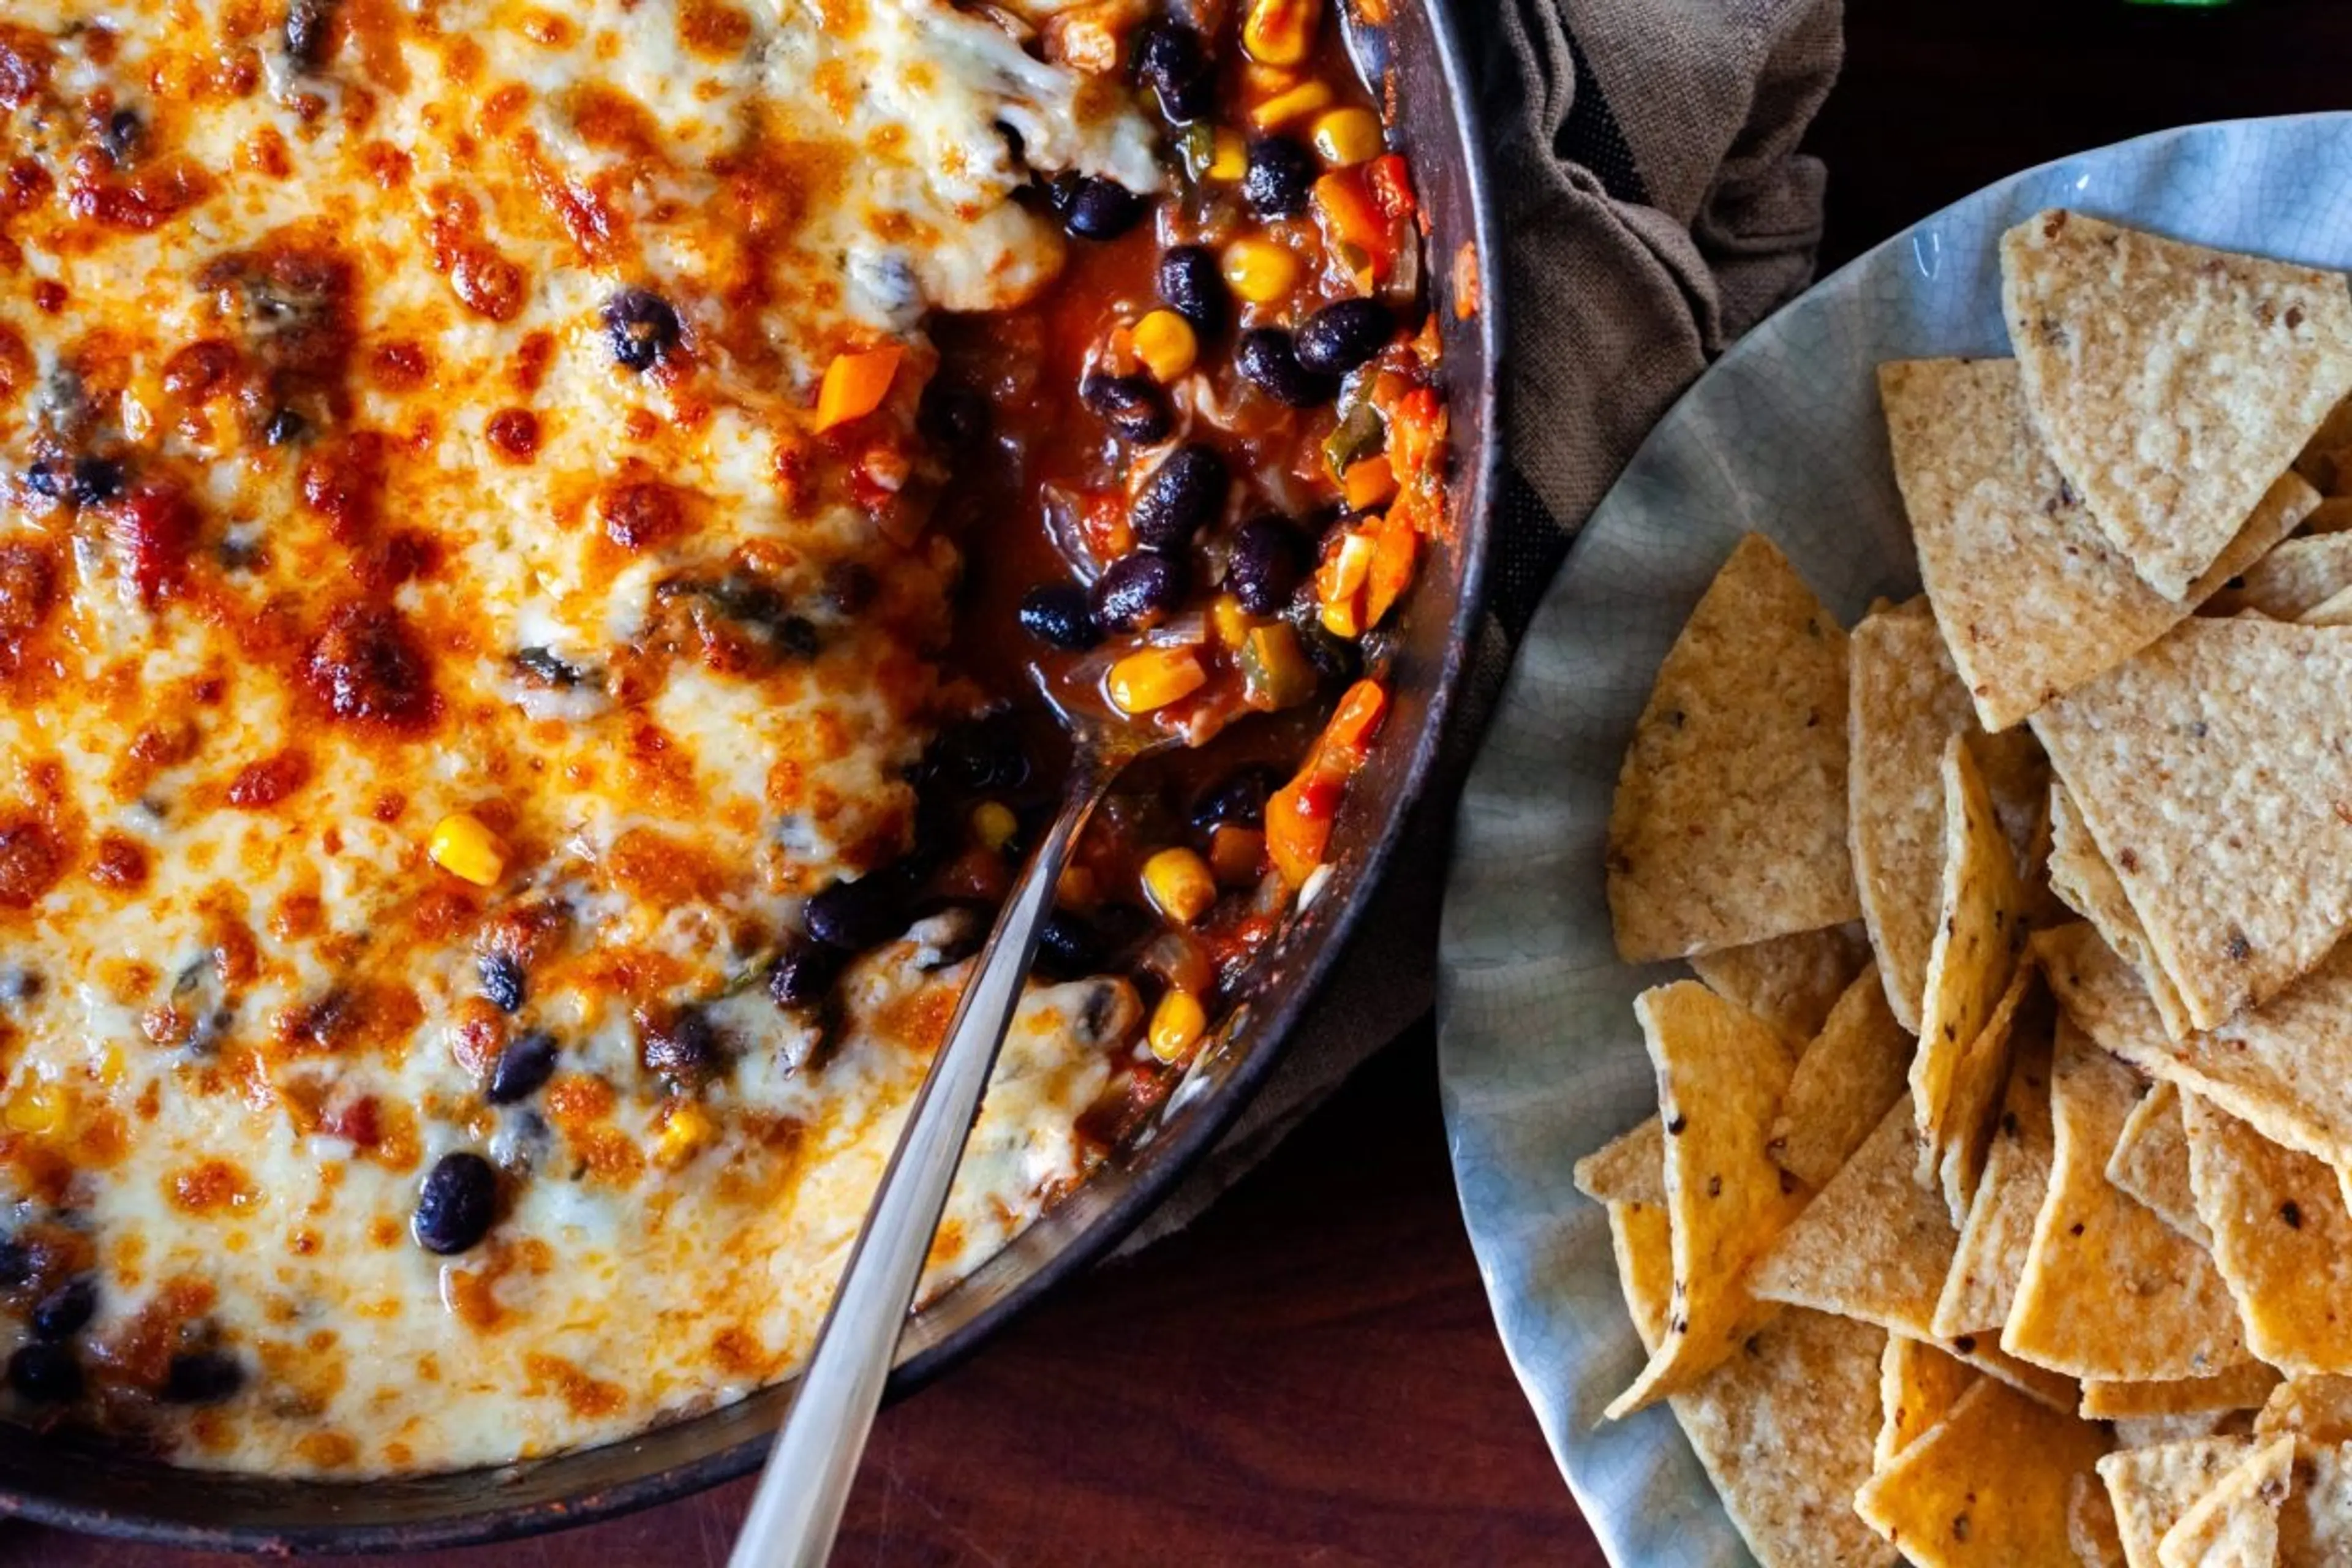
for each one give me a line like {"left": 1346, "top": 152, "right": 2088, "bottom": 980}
{"left": 13, "top": 2, "right": 2352, "bottom": 1561}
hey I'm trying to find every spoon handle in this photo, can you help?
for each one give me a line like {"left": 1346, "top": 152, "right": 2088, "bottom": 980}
{"left": 728, "top": 763, "right": 1112, "bottom": 1568}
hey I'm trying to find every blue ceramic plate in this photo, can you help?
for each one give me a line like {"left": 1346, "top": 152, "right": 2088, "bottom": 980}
{"left": 1435, "top": 113, "right": 2352, "bottom": 1567}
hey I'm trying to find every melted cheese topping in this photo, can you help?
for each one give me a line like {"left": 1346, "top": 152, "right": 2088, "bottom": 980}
{"left": 0, "top": 0, "right": 1153, "bottom": 1473}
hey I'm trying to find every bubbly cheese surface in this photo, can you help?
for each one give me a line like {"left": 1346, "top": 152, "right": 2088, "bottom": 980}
{"left": 0, "top": 0, "right": 1152, "bottom": 1472}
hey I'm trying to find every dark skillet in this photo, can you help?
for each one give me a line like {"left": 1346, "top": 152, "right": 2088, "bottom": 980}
{"left": 0, "top": 0, "right": 1499, "bottom": 1548}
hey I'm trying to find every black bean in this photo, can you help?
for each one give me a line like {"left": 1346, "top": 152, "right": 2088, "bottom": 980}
{"left": 7, "top": 1343, "right": 79, "bottom": 1404}
{"left": 1090, "top": 549, "right": 1188, "bottom": 633}
{"left": 1193, "top": 764, "right": 1283, "bottom": 832}
{"left": 823, "top": 560, "right": 877, "bottom": 615}
{"left": 0, "top": 1237, "right": 30, "bottom": 1290}
{"left": 1135, "top": 21, "right": 1213, "bottom": 122}
{"left": 1033, "top": 910, "right": 1106, "bottom": 982}
{"left": 477, "top": 951, "right": 526, "bottom": 1014}
{"left": 1242, "top": 135, "right": 1316, "bottom": 218}
{"left": 601, "top": 288, "right": 682, "bottom": 372}
{"left": 101, "top": 108, "right": 142, "bottom": 165}
{"left": 1060, "top": 177, "right": 1148, "bottom": 241}
{"left": 162, "top": 1350, "right": 244, "bottom": 1404}
{"left": 486, "top": 1031, "right": 559, "bottom": 1104}
{"left": 933, "top": 715, "right": 1030, "bottom": 793}
{"left": 1156, "top": 245, "right": 1229, "bottom": 337}
{"left": 917, "top": 383, "right": 989, "bottom": 450}
{"left": 1225, "top": 514, "right": 1306, "bottom": 615}
{"left": 767, "top": 936, "right": 843, "bottom": 1010}
{"left": 1129, "top": 445, "right": 1227, "bottom": 549}
{"left": 641, "top": 1006, "right": 723, "bottom": 1082}
{"left": 284, "top": 0, "right": 336, "bottom": 66}
{"left": 1295, "top": 299, "right": 1395, "bottom": 377}
{"left": 1018, "top": 582, "right": 1102, "bottom": 651}
{"left": 805, "top": 869, "right": 915, "bottom": 951}
{"left": 412, "top": 1152, "right": 498, "bottom": 1255}
{"left": 1080, "top": 372, "right": 1172, "bottom": 445}
{"left": 70, "top": 456, "right": 123, "bottom": 506}
{"left": 30, "top": 1278, "right": 96, "bottom": 1341}
{"left": 1289, "top": 606, "right": 1363, "bottom": 679}
{"left": 263, "top": 407, "right": 306, "bottom": 445}
{"left": 1236, "top": 328, "right": 1335, "bottom": 408}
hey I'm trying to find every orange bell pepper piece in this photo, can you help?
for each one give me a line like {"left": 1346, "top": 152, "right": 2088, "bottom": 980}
{"left": 813, "top": 345, "right": 902, "bottom": 432}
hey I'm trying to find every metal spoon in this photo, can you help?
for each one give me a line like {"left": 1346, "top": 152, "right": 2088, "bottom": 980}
{"left": 728, "top": 695, "right": 1178, "bottom": 1568}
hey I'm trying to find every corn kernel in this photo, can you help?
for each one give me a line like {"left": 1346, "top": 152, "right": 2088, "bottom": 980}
{"left": 1242, "top": 0, "right": 1321, "bottom": 66}
{"left": 1131, "top": 309, "right": 1198, "bottom": 383}
{"left": 1208, "top": 824, "right": 1266, "bottom": 886}
{"left": 1147, "top": 989, "right": 1208, "bottom": 1062}
{"left": 1211, "top": 593, "right": 1251, "bottom": 649}
{"left": 1106, "top": 646, "right": 1207, "bottom": 715}
{"left": 1318, "top": 530, "right": 1377, "bottom": 638}
{"left": 6, "top": 1082, "right": 64, "bottom": 1136}
{"left": 653, "top": 1102, "right": 716, "bottom": 1169}
{"left": 1221, "top": 238, "right": 1302, "bottom": 305}
{"left": 428, "top": 812, "right": 508, "bottom": 886}
{"left": 1206, "top": 127, "right": 1248, "bottom": 181}
{"left": 1142, "top": 847, "right": 1218, "bottom": 926}
{"left": 971, "top": 800, "right": 1019, "bottom": 854}
{"left": 1249, "top": 80, "right": 1333, "bottom": 132}
{"left": 1056, "top": 863, "right": 1099, "bottom": 908}
{"left": 1311, "top": 107, "right": 1385, "bottom": 167}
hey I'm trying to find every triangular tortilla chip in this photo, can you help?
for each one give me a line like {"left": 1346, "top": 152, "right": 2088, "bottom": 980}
{"left": 1574, "top": 1116, "right": 1664, "bottom": 1206}
{"left": 2258, "top": 1378, "right": 2352, "bottom": 1443}
{"left": 2030, "top": 617, "right": 2352, "bottom": 1031}
{"left": 1605, "top": 982, "right": 1802, "bottom": 1417}
{"left": 1848, "top": 597, "right": 2047, "bottom": 1027}
{"left": 2279, "top": 1440, "right": 2352, "bottom": 1559}
{"left": 2103, "top": 1438, "right": 2260, "bottom": 1568}
{"left": 2075, "top": 1471, "right": 2133, "bottom": 1568}
{"left": 2300, "top": 499, "right": 2352, "bottom": 536}
{"left": 2084, "top": 1366, "right": 2283, "bottom": 1421}
{"left": 1935, "top": 965, "right": 2045, "bottom": 1223}
{"left": 1606, "top": 535, "right": 1859, "bottom": 962}
{"left": 1770, "top": 961, "right": 1914, "bottom": 1192}
{"left": 2180, "top": 1096, "right": 2352, "bottom": 1377}
{"left": 2036, "top": 922, "right": 2352, "bottom": 1174}
{"left": 2206, "top": 534, "right": 2352, "bottom": 621}
{"left": 2000, "top": 208, "right": 2352, "bottom": 600}
{"left": 2298, "top": 584, "right": 2352, "bottom": 626}
{"left": 1879, "top": 357, "right": 2311, "bottom": 731}
{"left": 1855, "top": 1376, "right": 2110, "bottom": 1567}
{"left": 1879, "top": 1336, "right": 1977, "bottom": 1470}
{"left": 2294, "top": 393, "right": 2352, "bottom": 496}
{"left": 2113, "top": 1082, "right": 2212, "bottom": 1246}
{"left": 1936, "top": 1027, "right": 2057, "bottom": 1336}
{"left": 2003, "top": 1026, "right": 2249, "bottom": 1382}
{"left": 1605, "top": 1197, "right": 1893, "bottom": 1567}
{"left": 1689, "top": 921, "right": 1873, "bottom": 1047}
{"left": 2157, "top": 1434, "right": 2291, "bottom": 1568}
{"left": 2049, "top": 782, "right": 2192, "bottom": 1038}
{"left": 1751, "top": 1101, "right": 2075, "bottom": 1411}
{"left": 1914, "top": 737, "right": 2030, "bottom": 1198}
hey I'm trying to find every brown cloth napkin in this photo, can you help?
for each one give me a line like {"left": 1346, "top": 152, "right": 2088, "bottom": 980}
{"left": 1125, "top": 0, "right": 1844, "bottom": 1247}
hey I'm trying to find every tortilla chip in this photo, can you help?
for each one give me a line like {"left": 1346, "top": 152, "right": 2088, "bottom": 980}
{"left": 2000, "top": 209, "right": 2352, "bottom": 600}
{"left": 2294, "top": 394, "right": 2352, "bottom": 494}
{"left": 1605, "top": 535, "right": 1860, "bottom": 962}
{"left": 2084, "top": 1366, "right": 2284, "bottom": 1420}
{"left": 2296, "top": 498, "right": 2352, "bottom": 535}
{"left": 2297, "top": 584, "right": 2352, "bottom": 625}
{"left": 2206, "top": 535, "right": 2352, "bottom": 620}
{"left": 2180, "top": 1096, "right": 2352, "bottom": 1377}
{"left": 1936, "top": 1027, "right": 2058, "bottom": 1336}
{"left": 1689, "top": 921, "right": 1874, "bottom": 1047}
{"left": 2002, "top": 1026, "right": 2249, "bottom": 1382}
{"left": 1770, "top": 962, "right": 1915, "bottom": 1192}
{"left": 2048, "top": 783, "right": 2193, "bottom": 1039}
{"left": 1936, "top": 965, "right": 2045, "bottom": 1223}
{"left": 2279, "top": 1441, "right": 2352, "bottom": 1559}
{"left": 2030, "top": 617, "right": 2352, "bottom": 1032}
{"left": 1848, "top": 597, "right": 2048, "bottom": 1026}
{"left": 1915, "top": 737, "right": 2030, "bottom": 1199}
{"left": 2116, "top": 1415, "right": 2256, "bottom": 1450}
{"left": 2113, "top": 1082, "right": 2211, "bottom": 1246}
{"left": 2256, "top": 1378, "right": 2352, "bottom": 1442}
{"left": 1607, "top": 1195, "right": 1893, "bottom": 1567}
{"left": 1879, "top": 357, "right": 2311, "bottom": 731}
{"left": 2075, "top": 1471, "right": 2133, "bottom": 1567}
{"left": 1880, "top": 1336, "right": 1978, "bottom": 1470}
{"left": 1575, "top": 1116, "right": 1664, "bottom": 1206}
{"left": 2155, "top": 1434, "right": 2291, "bottom": 1568}
{"left": 1605, "top": 982, "right": 1803, "bottom": 1417}
{"left": 2036, "top": 921, "right": 2352, "bottom": 1175}
{"left": 1855, "top": 1376, "right": 2110, "bottom": 1566}
{"left": 2102, "top": 1439, "right": 2260, "bottom": 1568}
{"left": 1751, "top": 1101, "right": 2076, "bottom": 1411}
